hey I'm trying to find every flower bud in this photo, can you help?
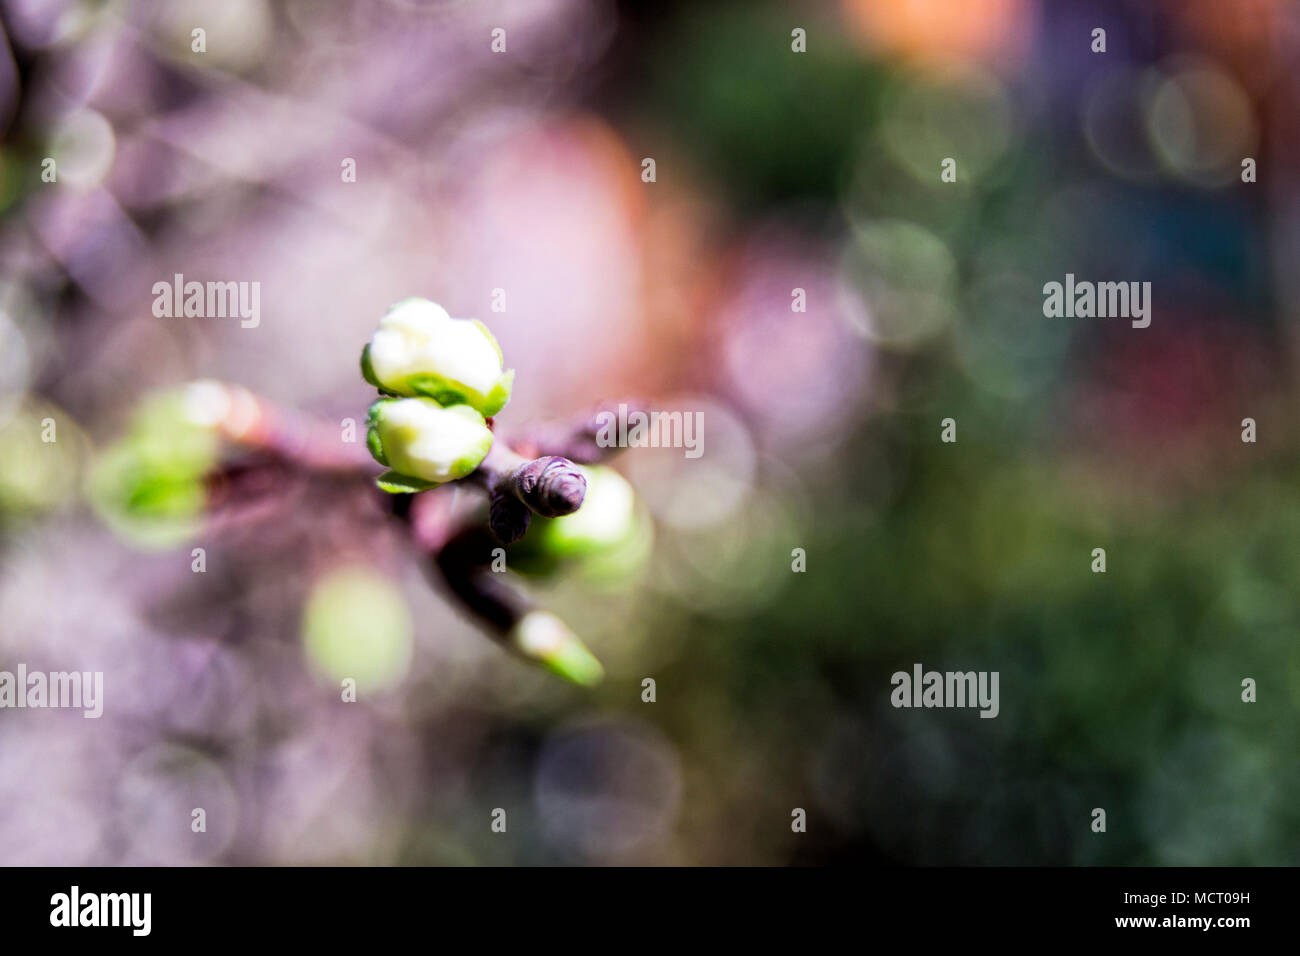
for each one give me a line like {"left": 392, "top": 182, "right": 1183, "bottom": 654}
{"left": 366, "top": 398, "right": 493, "bottom": 486}
{"left": 361, "top": 298, "right": 515, "bottom": 417}
{"left": 509, "top": 465, "right": 652, "bottom": 581}
{"left": 512, "top": 456, "right": 587, "bottom": 517}
{"left": 507, "top": 610, "right": 604, "bottom": 686}
{"left": 534, "top": 465, "right": 638, "bottom": 555}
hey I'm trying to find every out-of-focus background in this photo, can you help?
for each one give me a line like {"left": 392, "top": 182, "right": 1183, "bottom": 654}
{"left": 0, "top": 0, "right": 1298, "bottom": 865}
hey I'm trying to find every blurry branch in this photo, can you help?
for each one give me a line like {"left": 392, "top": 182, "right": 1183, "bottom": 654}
{"left": 191, "top": 382, "right": 374, "bottom": 473}
{"left": 423, "top": 517, "right": 602, "bottom": 685}
{"left": 201, "top": 457, "right": 305, "bottom": 533}
{"left": 431, "top": 522, "right": 526, "bottom": 634}
{"left": 186, "top": 383, "right": 374, "bottom": 535}
{"left": 510, "top": 399, "right": 648, "bottom": 464}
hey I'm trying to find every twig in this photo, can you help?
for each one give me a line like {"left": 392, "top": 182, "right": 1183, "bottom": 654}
{"left": 188, "top": 381, "right": 375, "bottom": 473}
{"left": 510, "top": 399, "right": 647, "bottom": 465}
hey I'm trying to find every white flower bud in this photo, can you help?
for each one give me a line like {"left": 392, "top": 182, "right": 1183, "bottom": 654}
{"left": 366, "top": 398, "right": 493, "bottom": 485}
{"left": 361, "top": 298, "right": 515, "bottom": 417}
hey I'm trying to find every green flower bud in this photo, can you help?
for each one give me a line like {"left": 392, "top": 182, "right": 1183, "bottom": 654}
{"left": 366, "top": 397, "right": 493, "bottom": 486}
{"left": 362, "top": 298, "right": 515, "bottom": 417}
{"left": 508, "top": 610, "right": 604, "bottom": 686}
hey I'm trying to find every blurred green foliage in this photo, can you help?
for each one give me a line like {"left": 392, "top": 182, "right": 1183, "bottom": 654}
{"left": 638, "top": 6, "right": 886, "bottom": 210}
{"left": 87, "top": 390, "right": 219, "bottom": 548}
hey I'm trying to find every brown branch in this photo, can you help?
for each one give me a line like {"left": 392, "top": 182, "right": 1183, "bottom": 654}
{"left": 425, "top": 519, "right": 603, "bottom": 685}
{"left": 510, "top": 399, "right": 648, "bottom": 464}
{"left": 432, "top": 524, "right": 529, "bottom": 634}
{"left": 193, "top": 381, "right": 375, "bottom": 473}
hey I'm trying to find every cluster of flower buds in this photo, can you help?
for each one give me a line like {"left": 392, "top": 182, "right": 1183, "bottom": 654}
{"left": 361, "top": 299, "right": 514, "bottom": 488}
{"left": 359, "top": 300, "right": 608, "bottom": 684}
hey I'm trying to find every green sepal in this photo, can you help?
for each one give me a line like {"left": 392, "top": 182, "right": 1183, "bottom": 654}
{"left": 374, "top": 471, "right": 439, "bottom": 494}
{"left": 481, "top": 368, "right": 514, "bottom": 418}
{"left": 360, "top": 343, "right": 380, "bottom": 388}
{"left": 402, "top": 372, "right": 473, "bottom": 409}
{"left": 366, "top": 396, "right": 398, "bottom": 423}
{"left": 366, "top": 425, "right": 387, "bottom": 466}
{"left": 390, "top": 368, "right": 512, "bottom": 417}
{"left": 365, "top": 398, "right": 396, "bottom": 467}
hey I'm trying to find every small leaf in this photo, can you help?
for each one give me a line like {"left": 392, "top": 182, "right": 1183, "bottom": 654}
{"left": 374, "top": 470, "right": 439, "bottom": 494}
